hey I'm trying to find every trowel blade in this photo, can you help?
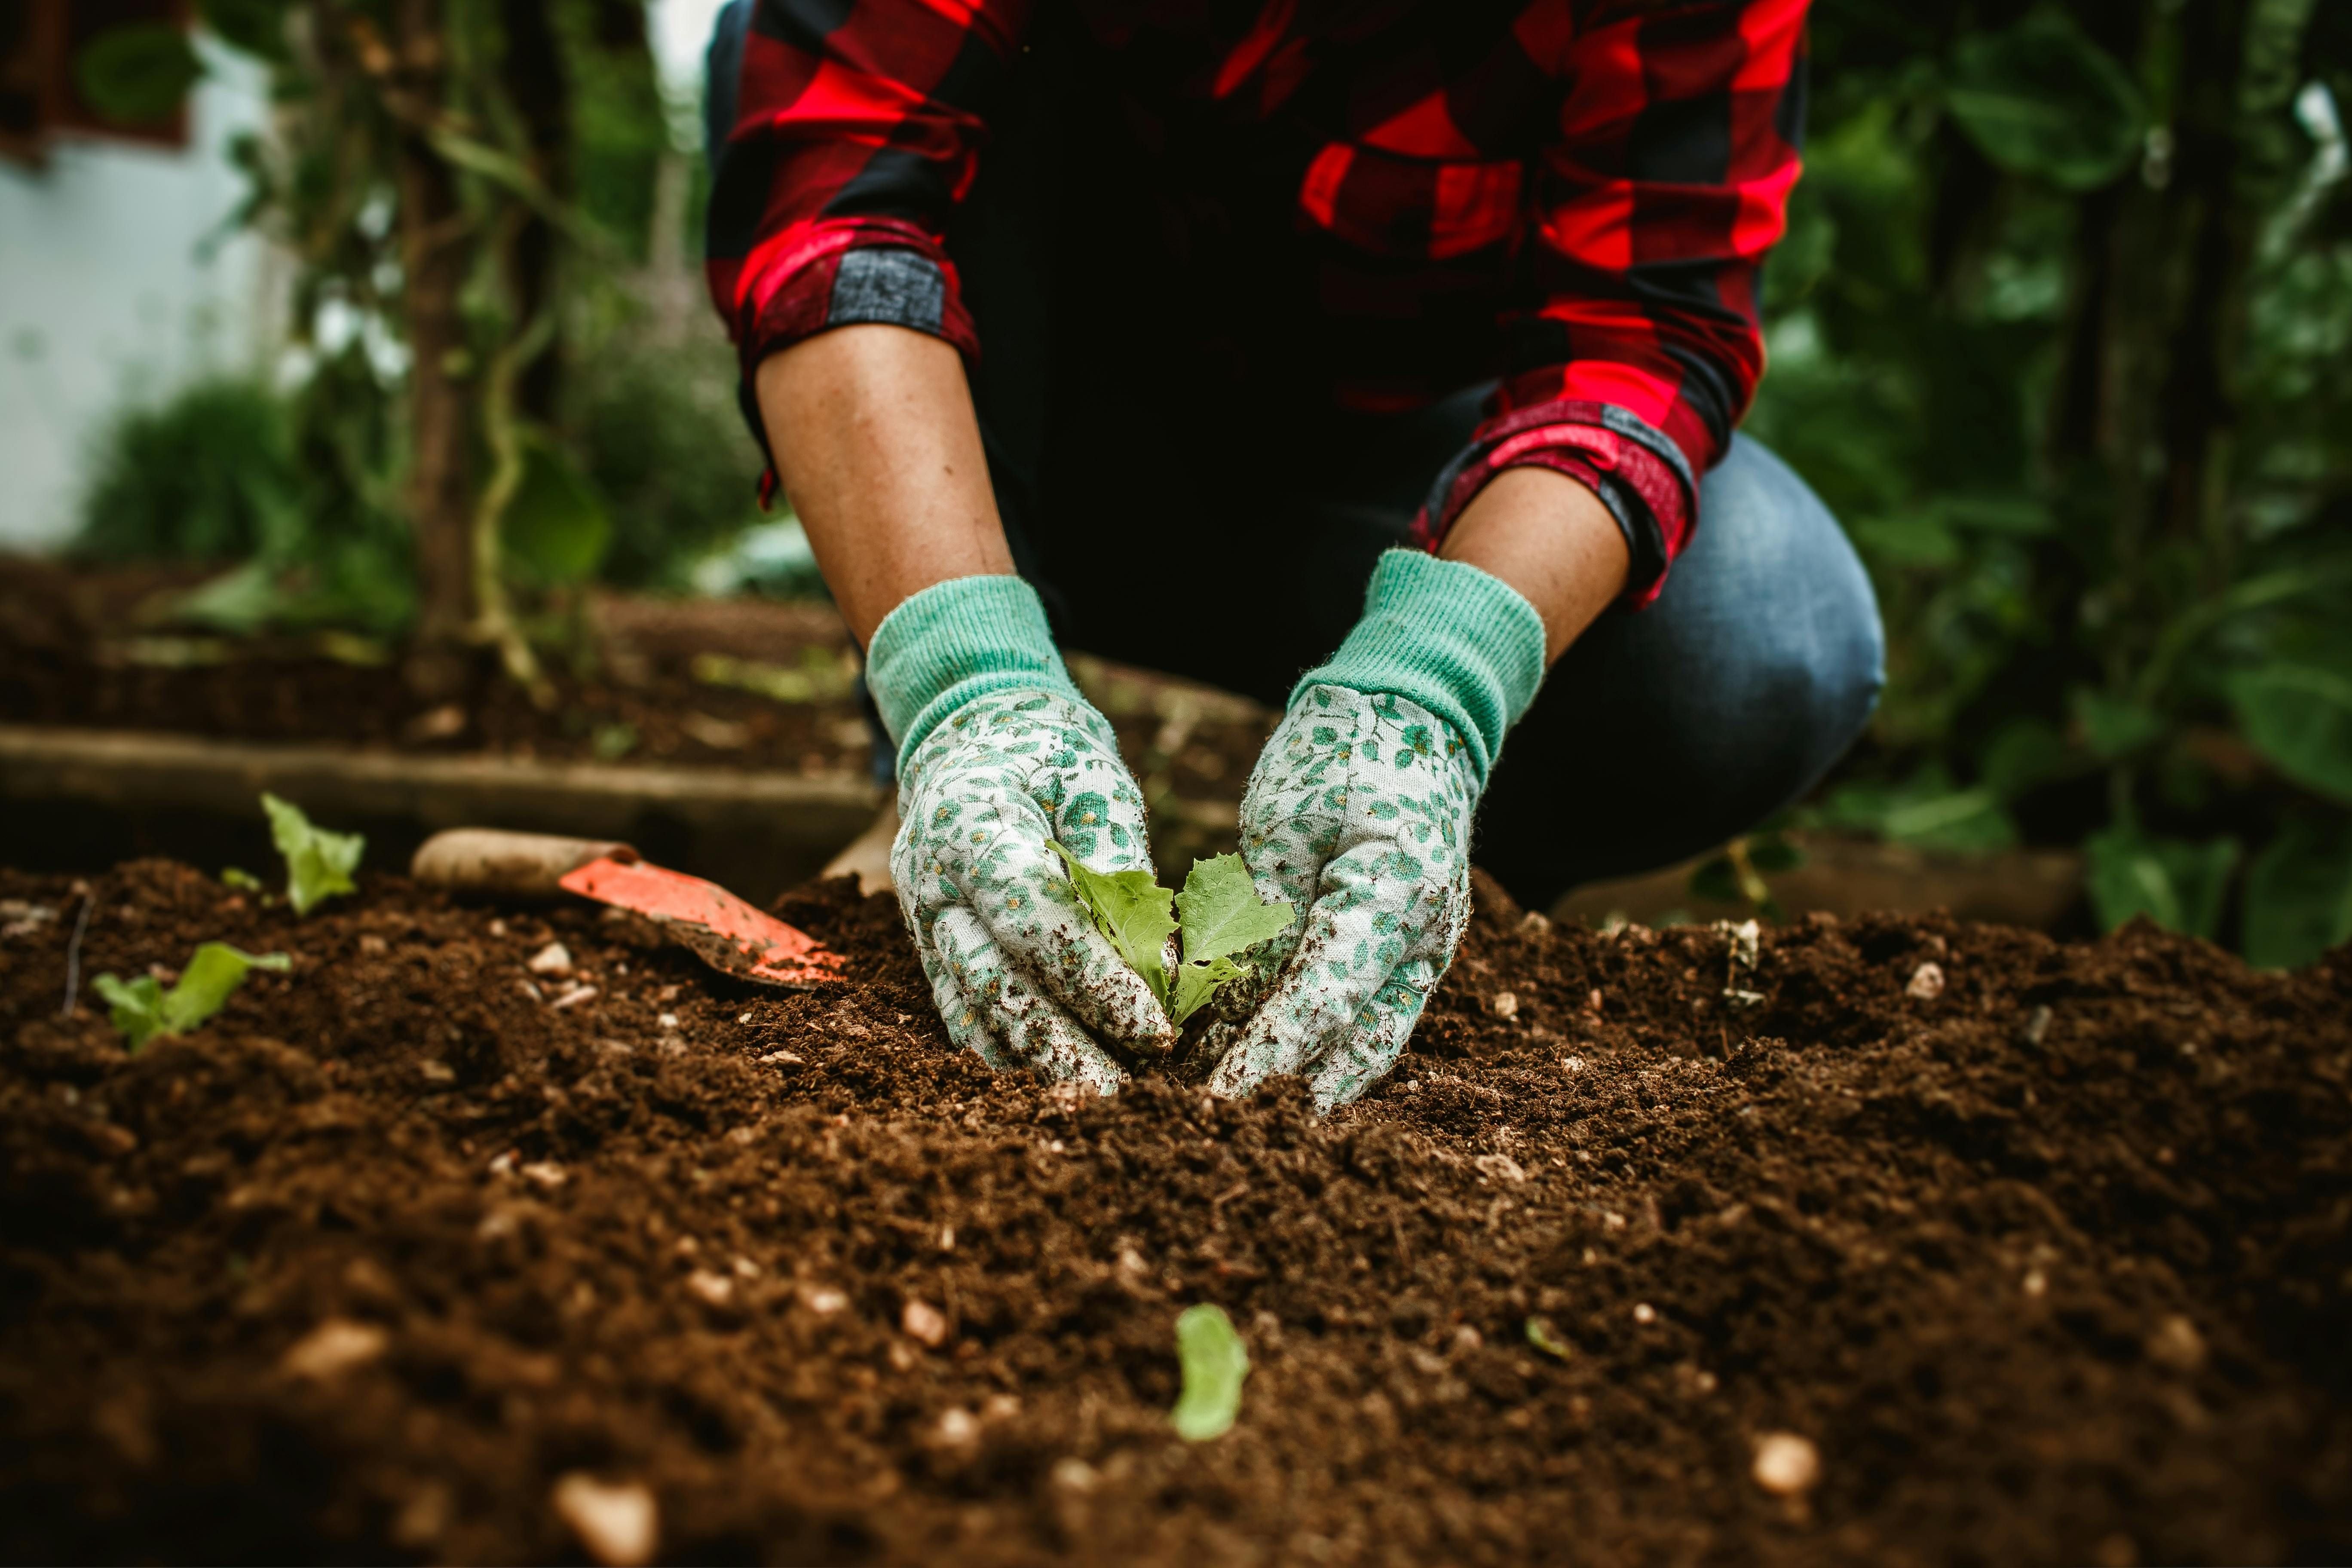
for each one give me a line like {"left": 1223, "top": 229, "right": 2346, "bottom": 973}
{"left": 557, "top": 857, "right": 845, "bottom": 988}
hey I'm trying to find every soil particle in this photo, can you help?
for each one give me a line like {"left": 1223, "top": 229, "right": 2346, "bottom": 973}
{"left": 1, "top": 860, "right": 2349, "bottom": 1563}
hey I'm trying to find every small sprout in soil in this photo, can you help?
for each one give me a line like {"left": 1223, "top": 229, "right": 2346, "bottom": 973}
{"left": 1050, "top": 845, "right": 1295, "bottom": 1025}
{"left": 93, "top": 941, "right": 290, "bottom": 1051}
{"left": 220, "top": 867, "right": 265, "bottom": 894}
{"left": 1525, "top": 1316, "right": 1574, "bottom": 1361}
{"left": 1170, "top": 1302, "right": 1250, "bottom": 1442}
{"left": 262, "top": 792, "right": 365, "bottom": 916}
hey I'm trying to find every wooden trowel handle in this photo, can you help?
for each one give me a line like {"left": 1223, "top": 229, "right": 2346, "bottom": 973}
{"left": 410, "top": 829, "right": 640, "bottom": 897}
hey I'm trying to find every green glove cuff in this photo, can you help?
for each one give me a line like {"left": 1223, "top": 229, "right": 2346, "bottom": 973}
{"left": 1293, "top": 550, "right": 1547, "bottom": 787}
{"left": 865, "top": 574, "right": 1081, "bottom": 763}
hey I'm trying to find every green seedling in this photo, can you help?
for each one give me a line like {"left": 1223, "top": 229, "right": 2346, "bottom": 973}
{"left": 220, "top": 867, "right": 265, "bottom": 893}
{"left": 1525, "top": 1316, "right": 1574, "bottom": 1362}
{"left": 94, "top": 942, "right": 291, "bottom": 1051}
{"left": 1169, "top": 1303, "right": 1250, "bottom": 1442}
{"left": 1050, "top": 846, "right": 1295, "bottom": 1026}
{"left": 261, "top": 792, "right": 365, "bottom": 915}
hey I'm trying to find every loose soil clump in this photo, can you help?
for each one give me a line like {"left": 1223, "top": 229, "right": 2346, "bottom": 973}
{"left": 1, "top": 861, "right": 2347, "bottom": 1564}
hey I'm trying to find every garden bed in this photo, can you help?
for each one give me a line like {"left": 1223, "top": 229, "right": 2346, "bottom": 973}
{"left": 1, "top": 858, "right": 2345, "bottom": 1564}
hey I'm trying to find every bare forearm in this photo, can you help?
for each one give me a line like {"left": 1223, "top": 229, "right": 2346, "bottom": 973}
{"left": 1438, "top": 467, "right": 1630, "bottom": 664}
{"left": 754, "top": 325, "right": 1013, "bottom": 647}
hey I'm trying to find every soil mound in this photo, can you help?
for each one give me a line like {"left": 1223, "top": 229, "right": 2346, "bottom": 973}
{"left": 1, "top": 861, "right": 2346, "bottom": 1564}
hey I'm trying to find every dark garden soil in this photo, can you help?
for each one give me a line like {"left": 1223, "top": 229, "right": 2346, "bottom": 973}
{"left": 2, "top": 858, "right": 2348, "bottom": 1566}
{"left": 0, "top": 559, "right": 1275, "bottom": 822}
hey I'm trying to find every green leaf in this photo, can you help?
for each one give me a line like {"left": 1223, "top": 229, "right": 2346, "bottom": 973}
{"left": 1169, "top": 1304, "right": 1250, "bottom": 1442}
{"left": 262, "top": 793, "right": 364, "bottom": 916}
{"left": 93, "top": 973, "right": 169, "bottom": 1052}
{"left": 2072, "top": 687, "right": 2166, "bottom": 762}
{"left": 2229, "top": 662, "right": 2352, "bottom": 805}
{"left": 2085, "top": 826, "right": 2239, "bottom": 939}
{"left": 2243, "top": 813, "right": 2352, "bottom": 969}
{"left": 95, "top": 942, "right": 290, "bottom": 1052}
{"left": 1945, "top": 10, "right": 2148, "bottom": 190}
{"left": 1175, "top": 854, "right": 1295, "bottom": 964}
{"left": 1163, "top": 854, "right": 1295, "bottom": 1024}
{"left": 1050, "top": 842, "right": 1174, "bottom": 1004}
{"left": 1525, "top": 1317, "right": 1574, "bottom": 1362}
{"left": 502, "top": 435, "right": 612, "bottom": 586}
{"left": 74, "top": 23, "right": 203, "bottom": 124}
{"left": 220, "top": 867, "right": 263, "bottom": 892}
{"left": 1169, "top": 954, "right": 1247, "bottom": 1028}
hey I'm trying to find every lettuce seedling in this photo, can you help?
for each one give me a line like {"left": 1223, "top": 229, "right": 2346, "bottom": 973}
{"left": 1050, "top": 845, "right": 1294, "bottom": 1025}
{"left": 261, "top": 793, "right": 364, "bottom": 916}
{"left": 94, "top": 942, "right": 291, "bottom": 1052}
{"left": 1170, "top": 1303, "right": 1250, "bottom": 1442}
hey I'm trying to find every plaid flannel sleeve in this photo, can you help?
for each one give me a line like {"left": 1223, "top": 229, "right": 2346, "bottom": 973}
{"left": 704, "top": 0, "right": 1032, "bottom": 496}
{"left": 1409, "top": 0, "right": 1808, "bottom": 607}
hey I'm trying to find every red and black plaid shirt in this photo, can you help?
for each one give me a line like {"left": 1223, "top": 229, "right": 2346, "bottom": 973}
{"left": 707, "top": 0, "right": 1807, "bottom": 604}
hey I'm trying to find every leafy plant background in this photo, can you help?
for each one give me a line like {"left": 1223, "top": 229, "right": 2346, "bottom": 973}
{"left": 57, "top": 0, "right": 2352, "bottom": 965}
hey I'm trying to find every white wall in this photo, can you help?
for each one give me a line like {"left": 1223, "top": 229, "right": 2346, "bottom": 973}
{"left": 0, "top": 38, "right": 274, "bottom": 550}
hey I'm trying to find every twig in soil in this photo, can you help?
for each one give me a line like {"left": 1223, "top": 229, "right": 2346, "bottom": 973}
{"left": 58, "top": 890, "right": 92, "bottom": 1020}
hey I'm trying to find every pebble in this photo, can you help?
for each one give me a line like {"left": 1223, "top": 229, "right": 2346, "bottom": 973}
{"left": 1632, "top": 1302, "right": 1657, "bottom": 1324}
{"left": 803, "top": 1286, "right": 848, "bottom": 1315}
{"left": 281, "top": 1318, "right": 388, "bottom": 1381}
{"left": 527, "top": 942, "right": 573, "bottom": 977}
{"left": 551, "top": 983, "right": 599, "bottom": 1011}
{"left": 551, "top": 1474, "right": 658, "bottom": 1568}
{"left": 2146, "top": 1314, "right": 2207, "bottom": 1372}
{"left": 1751, "top": 1431, "right": 1821, "bottom": 1495}
{"left": 1050, "top": 1458, "right": 1100, "bottom": 1493}
{"left": 520, "top": 1161, "right": 567, "bottom": 1191}
{"left": 1491, "top": 990, "right": 1519, "bottom": 1020}
{"left": 902, "top": 1298, "right": 950, "bottom": 1348}
{"left": 934, "top": 1408, "right": 980, "bottom": 1447}
{"left": 685, "top": 1270, "right": 734, "bottom": 1307}
{"left": 1905, "top": 962, "right": 1945, "bottom": 1000}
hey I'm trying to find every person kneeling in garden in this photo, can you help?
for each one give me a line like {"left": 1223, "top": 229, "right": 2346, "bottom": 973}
{"left": 702, "top": 0, "right": 1883, "bottom": 1107}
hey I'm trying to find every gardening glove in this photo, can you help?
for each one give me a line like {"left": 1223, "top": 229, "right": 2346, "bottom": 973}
{"left": 1206, "top": 551, "right": 1547, "bottom": 1110}
{"left": 868, "top": 575, "right": 1177, "bottom": 1093}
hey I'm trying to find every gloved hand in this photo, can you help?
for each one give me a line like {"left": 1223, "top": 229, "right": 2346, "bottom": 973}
{"left": 868, "top": 576, "right": 1176, "bottom": 1092}
{"left": 1205, "top": 551, "right": 1547, "bottom": 1109}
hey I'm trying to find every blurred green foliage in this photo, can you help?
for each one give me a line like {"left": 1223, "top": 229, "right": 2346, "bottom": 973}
{"left": 1741, "top": 0, "right": 2352, "bottom": 966}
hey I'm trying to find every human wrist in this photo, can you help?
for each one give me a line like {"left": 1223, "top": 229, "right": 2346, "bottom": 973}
{"left": 1293, "top": 550, "right": 1547, "bottom": 787}
{"left": 864, "top": 574, "right": 1082, "bottom": 760}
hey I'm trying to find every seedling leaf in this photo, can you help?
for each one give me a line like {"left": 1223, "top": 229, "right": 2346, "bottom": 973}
{"left": 221, "top": 867, "right": 264, "bottom": 892}
{"left": 1166, "top": 854, "right": 1294, "bottom": 1024}
{"left": 262, "top": 793, "right": 364, "bottom": 915}
{"left": 1525, "top": 1316, "right": 1574, "bottom": 1362}
{"left": 1170, "top": 1303, "right": 1249, "bottom": 1442}
{"left": 1050, "top": 841, "right": 1175, "bottom": 1004}
{"left": 1168, "top": 953, "right": 1246, "bottom": 1027}
{"left": 1176, "top": 854, "right": 1295, "bottom": 964}
{"left": 95, "top": 942, "right": 291, "bottom": 1051}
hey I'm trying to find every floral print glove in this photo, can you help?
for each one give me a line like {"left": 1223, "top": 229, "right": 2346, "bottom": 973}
{"left": 1204, "top": 686, "right": 1480, "bottom": 1108}
{"left": 864, "top": 576, "right": 1175, "bottom": 1094}
{"left": 891, "top": 688, "right": 1176, "bottom": 1090}
{"left": 1205, "top": 551, "right": 1548, "bottom": 1110}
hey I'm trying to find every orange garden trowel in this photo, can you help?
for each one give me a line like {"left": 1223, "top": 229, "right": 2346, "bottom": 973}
{"left": 410, "top": 829, "right": 844, "bottom": 987}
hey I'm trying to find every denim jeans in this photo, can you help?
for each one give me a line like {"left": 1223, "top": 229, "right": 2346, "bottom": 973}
{"left": 706, "top": 1, "right": 1884, "bottom": 910}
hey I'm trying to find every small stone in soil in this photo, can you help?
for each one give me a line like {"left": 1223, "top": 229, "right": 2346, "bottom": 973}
{"left": 933, "top": 1409, "right": 980, "bottom": 1448}
{"left": 551, "top": 1474, "right": 658, "bottom": 1568}
{"left": 551, "top": 983, "right": 598, "bottom": 1010}
{"left": 527, "top": 943, "right": 573, "bottom": 977}
{"left": 281, "top": 1319, "right": 389, "bottom": 1381}
{"left": 1751, "top": 1432, "right": 1821, "bottom": 1496}
{"left": 1906, "top": 962, "right": 1946, "bottom": 1000}
{"left": 1491, "top": 991, "right": 1518, "bottom": 1019}
{"left": 803, "top": 1286, "right": 848, "bottom": 1315}
{"left": 686, "top": 1270, "right": 734, "bottom": 1306}
{"left": 902, "top": 1298, "right": 950, "bottom": 1348}
{"left": 2146, "top": 1314, "right": 2207, "bottom": 1372}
